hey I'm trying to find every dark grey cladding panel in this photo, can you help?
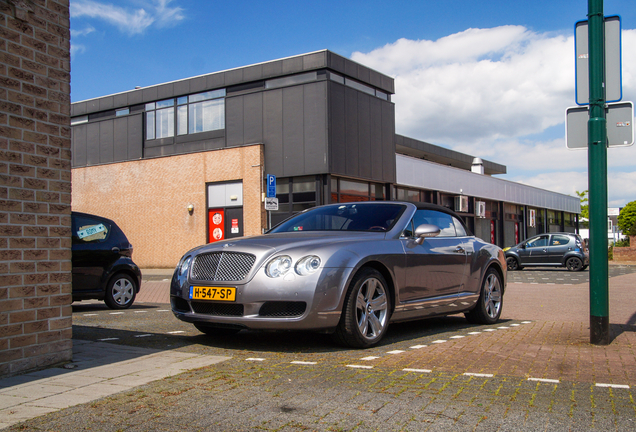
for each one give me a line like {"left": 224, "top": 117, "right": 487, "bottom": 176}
{"left": 225, "top": 69, "right": 243, "bottom": 86}
{"left": 369, "top": 98, "right": 383, "bottom": 180}
{"left": 327, "top": 52, "right": 346, "bottom": 75}
{"left": 142, "top": 87, "right": 158, "bottom": 103}
{"left": 114, "top": 93, "right": 128, "bottom": 108}
{"left": 282, "top": 86, "right": 304, "bottom": 176}
{"left": 262, "top": 60, "right": 283, "bottom": 79}
{"left": 356, "top": 64, "right": 370, "bottom": 85}
{"left": 114, "top": 117, "right": 128, "bottom": 162}
{"left": 243, "top": 92, "right": 263, "bottom": 145}
{"left": 225, "top": 96, "right": 244, "bottom": 146}
{"left": 369, "top": 70, "right": 383, "bottom": 89}
{"left": 174, "top": 79, "right": 190, "bottom": 96}
{"left": 357, "top": 92, "right": 371, "bottom": 180}
{"left": 72, "top": 123, "right": 87, "bottom": 167}
{"left": 243, "top": 64, "right": 263, "bottom": 82}
{"left": 303, "top": 51, "right": 327, "bottom": 70}
{"left": 303, "top": 82, "right": 328, "bottom": 174}
{"left": 344, "top": 59, "right": 359, "bottom": 81}
{"left": 127, "top": 114, "right": 143, "bottom": 160}
{"left": 381, "top": 102, "right": 396, "bottom": 182}
{"left": 263, "top": 88, "right": 284, "bottom": 175}
{"left": 329, "top": 83, "right": 346, "bottom": 175}
{"left": 190, "top": 76, "right": 207, "bottom": 93}
{"left": 127, "top": 89, "right": 143, "bottom": 105}
{"left": 381, "top": 75, "right": 394, "bottom": 94}
{"left": 207, "top": 73, "right": 225, "bottom": 89}
{"left": 344, "top": 86, "right": 359, "bottom": 177}
{"left": 72, "top": 102, "right": 87, "bottom": 116}
{"left": 204, "top": 137, "right": 225, "bottom": 150}
{"left": 282, "top": 56, "right": 303, "bottom": 75}
{"left": 86, "top": 122, "right": 100, "bottom": 166}
{"left": 157, "top": 83, "right": 174, "bottom": 100}
{"left": 144, "top": 144, "right": 174, "bottom": 158}
{"left": 99, "top": 120, "right": 114, "bottom": 164}
{"left": 99, "top": 96, "right": 114, "bottom": 111}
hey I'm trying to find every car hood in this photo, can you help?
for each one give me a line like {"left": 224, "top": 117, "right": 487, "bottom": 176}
{"left": 191, "top": 231, "right": 385, "bottom": 257}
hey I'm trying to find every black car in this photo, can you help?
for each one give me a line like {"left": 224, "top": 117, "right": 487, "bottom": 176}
{"left": 504, "top": 232, "right": 589, "bottom": 272}
{"left": 72, "top": 212, "right": 142, "bottom": 309}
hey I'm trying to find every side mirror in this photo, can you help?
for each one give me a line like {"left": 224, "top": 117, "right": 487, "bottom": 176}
{"left": 414, "top": 224, "right": 440, "bottom": 245}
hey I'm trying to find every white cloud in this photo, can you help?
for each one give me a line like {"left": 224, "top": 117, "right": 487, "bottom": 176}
{"left": 70, "top": 0, "right": 184, "bottom": 35}
{"left": 70, "top": 25, "right": 95, "bottom": 38}
{"left": 351, "top": 26, "right": 636, "bottom": 207}
{"left": 70, "top": 44, "right": 86, "bottom": 57}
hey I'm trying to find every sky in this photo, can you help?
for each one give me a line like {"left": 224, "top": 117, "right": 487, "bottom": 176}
{"left": 69, "top": 0, "right": 636, "bottom": 207}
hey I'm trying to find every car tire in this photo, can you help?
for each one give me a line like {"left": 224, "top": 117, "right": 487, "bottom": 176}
{"left": 104, "top": 273, "right": 137, "bottom": 309}
{"left": 566, "top": 257, "right": 584, "bottom": 272}
{"left": 193, "top": 323, "right": 241, "bottom": 336}
{"left": 333, "top": 268, "right": 391, "bottom": 349}
{"left": 465, "top": 268, "right": 503, "bottom": 325}
{"left": 506, "top": 257, "right": 521, "bottom": 271}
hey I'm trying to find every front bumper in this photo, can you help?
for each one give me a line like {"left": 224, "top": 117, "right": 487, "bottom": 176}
{"left": 170, "top": 265, "right": 353, "bottom": 332}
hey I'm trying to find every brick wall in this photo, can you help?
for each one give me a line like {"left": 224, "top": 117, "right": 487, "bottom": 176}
{"left": 613, "top": 236, "right": 636, "bottom": 262}
{"left": 0, "top": 0, "right": 72, "bottom": 376}
{"left": 72, "top": 144, "right": 265, "bottom": 268}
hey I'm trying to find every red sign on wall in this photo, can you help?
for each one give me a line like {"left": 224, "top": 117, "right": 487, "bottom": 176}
{"left": 490, "top": 220, "right": 496, "bottom": 244}
{"left": 515, "top": 223, "right": 519, "bottom": 244}
{"left": 208, "top": 209, "right": 225, "bottom": 243}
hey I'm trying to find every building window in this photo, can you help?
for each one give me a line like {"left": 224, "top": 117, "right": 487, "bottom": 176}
{"left": 116, "top": 108, "right": 129, "bottom": 116}
{"left": 331, "top": 178, "right": 386, "bottom": 203}
{"left": 146, "top": 89, "right": 225, "bottom": 141}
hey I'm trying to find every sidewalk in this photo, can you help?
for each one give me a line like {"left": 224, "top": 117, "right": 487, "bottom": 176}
{"left": 0, "top": 340, "right": 230, "bottom": 429}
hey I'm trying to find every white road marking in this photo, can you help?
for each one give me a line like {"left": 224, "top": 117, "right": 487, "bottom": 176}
{"left": 167, "top": 331, "right": 185, "bottom": 334}
{"left": 464, "top": 373, "right": 494, "bottom": 378}
{"left": 409, "top": 345, "right": 427, "bottom": 349}
{"left": 156, "top": 310, "right": 170, "bottom": 312}
{"left": 347, "top": 365, "right": 373, "bottom": 369}
{"left": 83, "top": 314, "right": 97, "bottom": 316}
{"left": 135, "top": 334, "right": 152, "bottom": 338}
{"left": 361, "top": 356, "right": 380, "bottom": 361}
{"left": 450, "top": 335, "right": 465, "bottom": 339}
{"left": 497, "top": 326, "right": 509, "bottom": 329}
{"left": 431, "top": 340, "right": 446, "bottom": 344}
{"left": 403, "top": 368, "right": 432, "bottom": 373}
{"left": 595, "top": 383, "right": 630, "bottom": 389}
{"left": 246, "top": 358, "right": 265, "bottom": 362}
{"left": 109, "top": 312, "right": 124, "bottom": 315}
{"left": 134, "top": 311, "right": 148, "bottom": 313}
{"left": 291, "top": 361, "right": 317, "bottom": 365}
{"left": 467, "top": 331, "right": 482, "bottom": 335}
{"left": 510, "top": 324, "right": 520, "bottom": 327}
{"left": 97, "top": 338, "right": 119, "bottom": 341}
{"left": 483, "top": 329, "right": 496, "bottom": 332}
{"left": 528, "top": 377, "right": 560, "bottom": 383}
{"left": 521, "top": 321, "right": 532, "bottom": 324}
{"left": 386, "top": 350, "right": 405, "bottom": 354}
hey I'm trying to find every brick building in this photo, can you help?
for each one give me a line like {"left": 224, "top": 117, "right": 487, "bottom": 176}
{"left": 1, "top": 0, "right": 72, "bottom": 376}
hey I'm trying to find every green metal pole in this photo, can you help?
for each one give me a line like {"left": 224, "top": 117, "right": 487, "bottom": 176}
{"left": 587, "top": 0, "right": 609, "bottom": 345}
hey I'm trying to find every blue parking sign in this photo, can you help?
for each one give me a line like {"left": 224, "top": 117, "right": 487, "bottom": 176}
{"left": 267, "top": 174, "right": 276, "bottom": 198}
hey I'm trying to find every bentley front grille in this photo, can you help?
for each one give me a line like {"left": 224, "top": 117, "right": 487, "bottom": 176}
{"left": 191, "top": 252, "right": 256, "bottom": 282}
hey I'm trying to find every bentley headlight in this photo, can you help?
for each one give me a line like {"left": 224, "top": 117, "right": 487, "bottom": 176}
{"left": 295, "top": 255, "right": 321, "bottom": 276}
{"left": 179, "top": 256, "right": 192, "bottom": 276}
{"left": 265, "top": 255, "right": 292, "bottom": 278}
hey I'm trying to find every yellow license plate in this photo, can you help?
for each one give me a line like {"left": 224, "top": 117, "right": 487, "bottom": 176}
{"left": 190, "top": 286, "right": 236, "bottom": 301}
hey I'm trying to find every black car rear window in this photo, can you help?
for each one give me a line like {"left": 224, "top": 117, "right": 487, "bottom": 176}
{"left": 270, "top": 204, "right": 406, "bottom": 233}
{"left": 72, "top": 215, "right": 111, "bottom": 243}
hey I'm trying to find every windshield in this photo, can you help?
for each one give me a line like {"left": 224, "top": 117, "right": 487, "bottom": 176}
{"left": 269, "top": 203, "right": 406, "bottom": 233}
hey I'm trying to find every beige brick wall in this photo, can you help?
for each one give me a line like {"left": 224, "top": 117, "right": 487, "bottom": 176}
{"left": 72, "top": 144, "right": 265, "bottom": 268}
{"left": 0, "top": 1, "right": 72, "bottom": 376}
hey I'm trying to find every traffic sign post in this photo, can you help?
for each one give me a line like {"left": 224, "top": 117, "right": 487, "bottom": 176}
{"left": 565, "top": 101, "right": 634, "bottom": 149}
{"left": 587, "top": 0, "right": 609, "bottom": 345}
{"left": 266, "top": 174, "right": 276, "bottom": 198}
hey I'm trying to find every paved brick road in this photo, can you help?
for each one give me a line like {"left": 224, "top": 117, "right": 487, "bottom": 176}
{"left": 5, "top": 266, "right": 636, "bottom": 431}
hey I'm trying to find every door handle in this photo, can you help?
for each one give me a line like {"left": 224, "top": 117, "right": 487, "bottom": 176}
{"left": 455, "top": 246, "right": 465, "bottom": 253}
{"left": 111, "top": 247, "right": 120, "bottom": 253}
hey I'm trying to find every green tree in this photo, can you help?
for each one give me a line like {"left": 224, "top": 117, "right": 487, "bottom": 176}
{"left": 576, "top": 190, "right": 589, "bottom": 228}
{"left": 617, "top": 201, "right": 636, "bottom": 236}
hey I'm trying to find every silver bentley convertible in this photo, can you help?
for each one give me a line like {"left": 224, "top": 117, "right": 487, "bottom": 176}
{"left": 171, "top": 201, "right": 506, "bottom": 348}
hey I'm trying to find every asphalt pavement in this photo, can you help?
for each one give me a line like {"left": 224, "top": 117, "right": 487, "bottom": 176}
{"left": 1, "top": 264, "right": 635, "bottom": 431}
